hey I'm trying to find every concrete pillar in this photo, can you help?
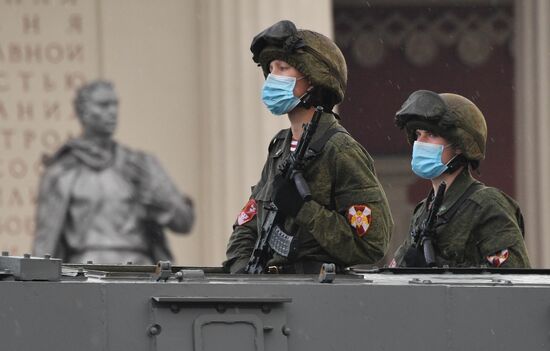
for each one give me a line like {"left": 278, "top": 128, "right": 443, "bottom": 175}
{"left": 514, "top": 0, "right": 550, "bottom": 267}
{"left": 195, "top": 0, "right": 332, "bottom": 265}
{"left": 0, "top": 0, "right": 333, "bottom": 266}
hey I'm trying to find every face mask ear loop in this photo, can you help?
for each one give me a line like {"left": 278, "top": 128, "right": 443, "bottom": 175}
{"left": 441, "top": 143, "right": 454, "bottom": 165}
{"left": 298, "top": 85, "right": 313, "bottom": 99}
{"left": 444, "top": 153, "right": 459, "bottom": 167}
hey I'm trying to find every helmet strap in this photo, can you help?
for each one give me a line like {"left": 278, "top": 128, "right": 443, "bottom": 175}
{"left": 298, "top": 86, "right": 338, "bottom": 117}
{"left": 445, "top": 154, "right": 468, "bottom": 174}
{"left": 298, "top": 86, "right": 315, "bottom": 109}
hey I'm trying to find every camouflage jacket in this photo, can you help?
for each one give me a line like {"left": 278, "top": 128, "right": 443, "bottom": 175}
{"left": 224, "top": 112, "right": 394, "bottom": 273}
{"left": 392, "top": 168, "right": 530, "bottom": 268}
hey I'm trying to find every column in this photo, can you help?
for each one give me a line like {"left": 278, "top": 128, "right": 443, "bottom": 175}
{"left": 196, "top": 0, "right": 332, "bottom": 265}
{"left": 514, "top": 0, "right": 550, "bottom": 267}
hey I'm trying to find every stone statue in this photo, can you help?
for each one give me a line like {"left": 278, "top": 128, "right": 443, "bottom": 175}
{"left": 32, "top": 80, "right": 195, "bottom": 264}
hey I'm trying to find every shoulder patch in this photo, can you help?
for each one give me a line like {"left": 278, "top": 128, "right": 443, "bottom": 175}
{"left": 486, "top": 249, "right": 510, "bottom": 267}
{"left": 347, "top": 205, "right": 372, "bottom": 237}
{"left": 237, "top": 199, "right": 257, "bottom": 226}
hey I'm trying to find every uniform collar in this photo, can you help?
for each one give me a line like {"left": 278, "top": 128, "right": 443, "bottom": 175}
{"left": 310, "top": 111, "right": 338, "bottom": 144}
{"left": 302, "top": 111, "right": 339, "bottom": 156}
{"left": 275, "top": 111, "right": 338, "bottom": 158}
{"left": 437, "top": 167, "right": 476, "bottom": 215}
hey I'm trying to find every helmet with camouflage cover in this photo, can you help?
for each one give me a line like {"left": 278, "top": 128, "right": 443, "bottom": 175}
{"left": 250, "top": 20, "right": 347, "bottom": 110}
{"left": 395, "top": 90, "right": 487, "bottom": 162}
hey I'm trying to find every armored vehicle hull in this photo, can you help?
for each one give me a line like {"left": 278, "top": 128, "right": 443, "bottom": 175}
{"left": 0, "top": 255, "right": 548, "bottom": 351}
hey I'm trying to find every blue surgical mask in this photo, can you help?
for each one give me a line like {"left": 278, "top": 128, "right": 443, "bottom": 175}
{"left": 261, "top": 74, "right": 302, "bottom": 115}
{"left": 411, "top": 141, "right": 449, "bottom": 179}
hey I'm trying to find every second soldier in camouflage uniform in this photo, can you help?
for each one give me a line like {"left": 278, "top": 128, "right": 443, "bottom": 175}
{"left": 224, "top": 20, "right": 393, "bottom": 274}
{"left": 391, "top": 90, "right": 530, "bottom": 268}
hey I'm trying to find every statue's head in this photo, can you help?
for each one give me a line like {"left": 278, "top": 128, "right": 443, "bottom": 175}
{"left": 74, "top": 80, "right": 119, "bottom": 138}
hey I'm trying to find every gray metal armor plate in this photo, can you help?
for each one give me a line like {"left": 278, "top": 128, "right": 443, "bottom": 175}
{"left": 1, "top": 255, "right": 548, "bottom": 351}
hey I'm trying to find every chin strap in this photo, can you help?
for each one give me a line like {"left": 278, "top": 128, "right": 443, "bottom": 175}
{"left": 298, "top": 88, "right": 341, "bottom": 119}
{"left": 445, "top": 154, "right": 468, "bottom": 174}
{"left": 298, "top": 88, "right": 314, "bottom": 109}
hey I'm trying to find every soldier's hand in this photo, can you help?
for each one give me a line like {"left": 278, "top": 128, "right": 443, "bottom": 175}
{"left": 272, "top": 173, "right": 309, "bottom": 218}
{"left": 403, "top": 246, "right": 428, "bottom": 267}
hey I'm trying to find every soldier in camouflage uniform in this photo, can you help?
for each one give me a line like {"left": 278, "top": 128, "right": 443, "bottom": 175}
{"left": 391, "top": 90, "right": 530, "bottom": 268}
{"left": 224, "top": 20, "right": 393, "bottom": 274}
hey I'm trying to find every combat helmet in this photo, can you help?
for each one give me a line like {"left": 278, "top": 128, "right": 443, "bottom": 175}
{"left": 395, "top": 90, "right": 487, "bottom": 162}
{"left": 250, "top": 20, "right": 347, "bottom": 110}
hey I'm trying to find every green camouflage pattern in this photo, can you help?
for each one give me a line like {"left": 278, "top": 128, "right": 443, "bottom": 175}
{"left": 258, "top": 30, "right": 347, "bottom": 106}
{"left": 439, "top": 93, "right": 487, "bottom": 161}
{"left": 224, "top": 112, "right": 393, "bottom": 273}
{"left": 392, "top": 169, "right": 530, "bottom": 268}
{"left": 396, "top": 91, "right": 487, "bottom": 161}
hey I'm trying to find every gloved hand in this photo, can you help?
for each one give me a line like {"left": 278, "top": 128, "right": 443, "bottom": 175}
{"left": 272, "top": 173, "right": 309, "bottom": 218}
{"left": 403, "top": 246, "right": 427, "bottom": 267}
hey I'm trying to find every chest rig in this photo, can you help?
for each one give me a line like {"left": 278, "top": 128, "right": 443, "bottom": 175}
{"left": 405, "top": 182, "right": 485, "bottom": 267}
{"left": 267, "top": 124, "right": 349, "bottom": 258}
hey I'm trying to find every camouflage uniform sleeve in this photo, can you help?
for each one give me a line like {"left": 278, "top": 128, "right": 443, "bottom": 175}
{"left": 224, "top": 208, "right": 259, "bottom": 273}
{"left": 295, "top": 135, "right": 393, "bottom": 265}
{"left": 224, "top": 131, "right": 284, "bottom": 273}
{"left": 472, "top": 189, "right": 531, "bottom": 268}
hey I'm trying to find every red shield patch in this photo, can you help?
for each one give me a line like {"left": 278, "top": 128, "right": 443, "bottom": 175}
{"left": 486, "top": 249, "right": 510, "bottom": 267}
{"left": 347, "top": 205, "right": 372, "bottom": 237}
{"left": 237, "top": 199, "right": 257, "bottom": 226}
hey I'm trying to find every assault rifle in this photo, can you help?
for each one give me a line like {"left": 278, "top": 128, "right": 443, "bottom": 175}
{"left": 412, "top": 181, "right": 446, "bottom": 267}
{"left": 245, "top": 106, "right": 323, "bottom": 274}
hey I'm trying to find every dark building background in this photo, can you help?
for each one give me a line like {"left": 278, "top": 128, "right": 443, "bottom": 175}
{"left": 334, "top": 1, "right": 514, "bottom": 204}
